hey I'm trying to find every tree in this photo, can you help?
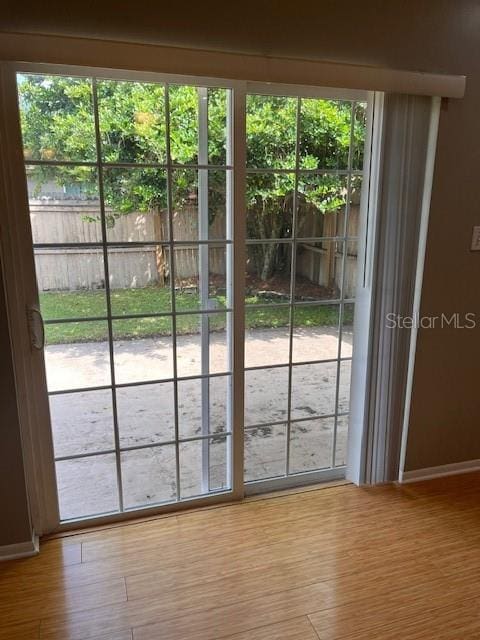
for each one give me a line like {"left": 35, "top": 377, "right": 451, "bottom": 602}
{"left": 18, "top": 75, "right": 365, "bottom": 280}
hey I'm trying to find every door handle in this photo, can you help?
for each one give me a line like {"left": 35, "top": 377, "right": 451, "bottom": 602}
{"left": 27, "top": 306, "right": 45, "bottom": 350}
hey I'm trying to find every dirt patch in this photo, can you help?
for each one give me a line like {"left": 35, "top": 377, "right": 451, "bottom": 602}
{"left": 245, "top": 273, "right": 337, "bottom": 302}
{"left": 156, "top": 272, "right": 337, "bottom": 303}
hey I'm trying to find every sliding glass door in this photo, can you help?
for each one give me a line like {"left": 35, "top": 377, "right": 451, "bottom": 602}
{"left": 17, "top": 71, "right": 237, "bottom": 521}
{"left": 12, "top": 65, "right": 369, "bottom": 527}
{"left": 243, "top": 90, "right": 367, "bottom": 491}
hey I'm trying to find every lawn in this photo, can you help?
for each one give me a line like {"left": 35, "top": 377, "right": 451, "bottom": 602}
{"left": 40, "top": 287, "right": 353, "bottom": 345}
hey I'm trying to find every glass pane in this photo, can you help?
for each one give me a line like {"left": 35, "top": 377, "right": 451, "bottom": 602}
{"left": 117, "top": 383, "right": 175, "bottom": 448}
{"left": 352, "top": 102, "right": 368, "bottom": 170}
{"left": 179, "top": 436, "right": 229, "bottom": 498}
{"left": 17, "top": 74, "right": 96, "bottom": 162}
{"left": 37, "top": 253, "right": 107, "bottom": 321}
{"left": 299, "top": 99, "right": 352, "bottom": 170}
{"left": 290, "top": 362, "right": 337, "bottom": 420}
{"left": 113, "top": 317, "right": 173, "bottom": 384}
{"left": 207, "top": 88, "right": 228, "bottom": 166}
{"left": 56, "top": 454, "right": 119, "bottom": 521}
{"left": 245, "top": 307, "right": 290, "bottom": 368}
{"left": 97, "top": 80, "right": 166, "bottom": 163}
{"left": 173, "top": 245, "right": 227, "bottom": 311}
{"left": 178, "top": 375, "right": 230, "bottom": 439}
{"left": 338, "top": 359, "right": 352, "bottom": 413}
{"left": 168, "top": 85, "right": 198, "bottom": 165}
{"left": 171, "top": 169, "right": 229, "bottom": 241}
{"left": 340, "top": 240, "right": 358, "bottom": 299}
{"left": 244, "top": 367, "right": 289, "bottom": 426}
{"left": 27, "top": 166, "right": 101, "bottom": 244}
{"left": 246, "top": 173, "right": 294, "bottom": 239}
{"left": 245, "top": 243, "right": 292, "bottom": 303}
{"left": 244, "top": 424, "right": 287, "bottom": 482}
{"left": 50, "top": 390, "right": 114, "bottom": 458}
{"left": 289, "top": 417, "right": 334, "bottom": 474}
{"left": 292, "top": 304, "right": 340, "bottom": 363}
{"left": 297, "top": 175, "right": 347, "bottom": 239}
{"left": 341, "top": 303, "right": 355, "bottom": 358}
{"left": 246, "top": 95, "right": 297, "bottom": 169}
{"left": 175, "top": 312, "right": 229, "bottom": 378}
{"left": 295, "top": 240, "right": 343, "bottom": 301}
{"left": 335, "top": 415, "right": 349, "bottom": 467}
{"left": 108, "top": 247, "right": 172, "bottom": 315}
{"left": 44, "top": 321, "right": 111, "bottom": 392}
{"left": 167, "top": 86, "right": 229, "bottom": 165}
{"left": 106, "top": 209, "right": 166, "bottom": 244}
{"left": 121, "top": 446, "right": 176, "bottom": 509}
{"left": 102, "top": 168, "right": 168, "bottom": 242}
{"left": 346, "top": 175, "right": 362, "bottom": 238}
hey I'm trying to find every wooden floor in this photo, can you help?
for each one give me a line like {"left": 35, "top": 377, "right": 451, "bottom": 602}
{"left": 2, "top": 473, "right": 480, "bottom": 640}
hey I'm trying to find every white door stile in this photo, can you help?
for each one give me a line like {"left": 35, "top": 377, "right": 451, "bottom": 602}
{"left": 346, "top": 92, "right": 383, "bottom": 485}
{"left": 229, "top": 81, "right": 247, "bottom": 499}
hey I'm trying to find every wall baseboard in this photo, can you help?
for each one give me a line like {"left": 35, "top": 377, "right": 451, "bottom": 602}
{"left": 399, "top": 459, "right": 480, "bottom": 483}
{"left": 0, "top": 533, "right": 39, "bottom": 562}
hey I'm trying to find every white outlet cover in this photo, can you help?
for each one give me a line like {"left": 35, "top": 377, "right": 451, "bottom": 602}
{"left": 471, "top": 226, "right": 480, "bottom": 251}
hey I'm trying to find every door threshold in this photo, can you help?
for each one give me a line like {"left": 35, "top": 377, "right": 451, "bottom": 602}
{"left": 244, "top": 478, "right": 351, "bottom": 502}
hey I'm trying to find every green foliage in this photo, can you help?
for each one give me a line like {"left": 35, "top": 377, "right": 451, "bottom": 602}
{"left": 299, "top": 98, "right": 351, "bottom": 169}
{"left": 19, "top": 75, "right": 96, "bottom": 162}
{"left": 18, "top": 74, "right": 366, "bottom": 277}
{"left": 102, "top": 167, "right": 167, "bottom": 226}
{"left": 98, "top": 80, "right": 166, "bottom": 163}
{"left": 246, "top": 95, "right": 297, "bottom": 169}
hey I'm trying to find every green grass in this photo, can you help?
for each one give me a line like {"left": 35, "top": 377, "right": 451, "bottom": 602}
{"left": 41, "top": 287, "right": 353, "bottom": 345}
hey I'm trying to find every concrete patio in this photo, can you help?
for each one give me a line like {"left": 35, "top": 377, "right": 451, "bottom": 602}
{"left": 45, "top": 326, "right": 353, "bottom": 519}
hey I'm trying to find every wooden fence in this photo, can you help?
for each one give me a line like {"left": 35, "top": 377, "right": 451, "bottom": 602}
{"left": 295, "top": 206, "right": 359, "bottom": 299}
{"left": 31, "top": 199, "right": 358, "bottom": 297}
{"left": 31, "top": 200, "right": 225, "bottom": 291}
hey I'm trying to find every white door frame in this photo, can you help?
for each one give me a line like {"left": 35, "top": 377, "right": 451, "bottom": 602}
{"left": 1, "top": 60, "right": 376, "bottom": 534}
{"left": 346, "top": 92, "right": 384, "bottom": 484}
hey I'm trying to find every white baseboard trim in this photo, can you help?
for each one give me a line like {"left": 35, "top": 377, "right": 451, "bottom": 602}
{"left": 399, "top": 459, "right": 480, "bottom": 483}
{"left": 0, "top": 533, "right": 39, "bottom": 562}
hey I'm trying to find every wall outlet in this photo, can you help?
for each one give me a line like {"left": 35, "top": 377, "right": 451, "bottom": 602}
{"left": 471, "top": 226, "right": 480, "bottom": 251}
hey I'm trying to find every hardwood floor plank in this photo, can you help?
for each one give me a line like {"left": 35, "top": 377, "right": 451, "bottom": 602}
{"left": 1, "top": 541, "right": 82, "bottom": 582}
{"left": 125, "top": 551, "right": 437, "bottom": 623}
{"left": 193, "top": 617, "right": 318, "bottom": 640}
{"left": 129, "top": 573, "right": 462, "bottom": 640}
{"left": 130, "top": 581, "right": 334, "bottom": 640}
{"left": 308, "top": 587, "right": 478, "bottom": 639}
{"left": 316, "top": 600, "right": 480, "bottom": 639}
{"left": 0, "top": 577, "right": 127, "bottom": 627}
